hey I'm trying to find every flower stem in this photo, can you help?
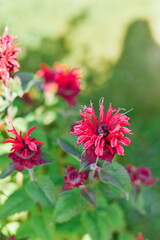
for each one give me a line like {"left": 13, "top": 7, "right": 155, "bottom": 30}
{"left": 28, "top": 168, "right": 35, "bottom": 182}
{"left": 4, "top": 85, "right": 13, "bottom": 122}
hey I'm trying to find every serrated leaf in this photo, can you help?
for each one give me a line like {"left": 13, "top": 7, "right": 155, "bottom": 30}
{"left": 99, "top": 161, "right": 130, "bottom": 197}
{"left": 0, "top": 162, "right": 17, "bottom": 179}
{"left": 0, "top": 188, "right": 35, "bottom": 218}
{"left": 58, "top": 134, "right": 83, "bottom": 161}
{"left": 26, "top": 175, "right": 56, "bottom": 208}
{"left": 81, "top": 188, "right": 96, "bottom": 206}
{"left": 54, "top": 189, "right": 86, "bottom": 223}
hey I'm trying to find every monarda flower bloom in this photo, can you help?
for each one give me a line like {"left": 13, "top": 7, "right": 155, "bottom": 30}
{"left": 54, "top": 62, "right": 81, "bottom": 106}
{"left": 37, "top": 62, "right": 81, "bottom": 105}
{"left": 136, "top": 233, "right": 149, "bottom": 240}
{"left": 0, "top": 26, "right": 22, "bottom": 84}
{"left": 3, "top": 125, "right": 44, "bottom": 171}
{"left": 126, "top": 164, "right": 156, "bottom": 189}
{"left": 61, "top": 166, "right": 88, "bottom": 192}
{"left": 72, "top": 99, "right": 132, "bottom": 165}
{"left": 36, "top": 63, "right": 57, "bottom": 93}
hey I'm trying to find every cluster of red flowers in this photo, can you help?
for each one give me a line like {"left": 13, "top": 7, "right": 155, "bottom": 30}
{"left": 71, "top": 98, "right": 132, "bottom": 165}
{"left": 0, "top": 26, "right": 22, "bottom": 84}
{"left": 126, "top": 164, "right": 156, "bottom": 189}
{"left": 37, "top": 62, "right": 81, "bottom": 105}
{"left": 3, "top": 125, "right": 44, "bottom": 171}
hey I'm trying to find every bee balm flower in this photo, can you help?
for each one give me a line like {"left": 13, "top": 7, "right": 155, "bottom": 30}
{"left": 36, "top": 63, "right": 57, "bottom": 93}
{"left": 61, "top": 166, "right": 88, "bottom": 192}
{"left": 54, "top": 62, "right": 81, "bottom": 106}
{"left": 126, "top": 164, "right": 156, "bottom": 189}
{"left": 72, "top": 99, "right": 132, "bottom": 164}
{"left": 37, "top": 62, "right": 81, "bottom": 105}
{"left": 3, "top": 125, "right": 44, "bottom": 170}
{"left": 0, "top": 26, "right": 22, "bottom": 84}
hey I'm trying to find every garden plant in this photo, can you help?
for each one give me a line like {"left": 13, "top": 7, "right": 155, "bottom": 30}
{"left": 0, "top": 27, "right": 157, "bottom": 240}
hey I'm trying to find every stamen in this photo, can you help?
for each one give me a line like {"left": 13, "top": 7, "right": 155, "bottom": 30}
{"left": 99, "top": 97, "right": 104, "bottom": 108}
{"left": 122, "top": 108, "right": 133, "bottom": 115}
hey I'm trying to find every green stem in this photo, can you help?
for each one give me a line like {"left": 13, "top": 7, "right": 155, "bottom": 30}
{"left": 4, "top": 85, "right": 13, "bottom": 122}
{"left": 28, "top": 168, "right": 35, "bottom": 182}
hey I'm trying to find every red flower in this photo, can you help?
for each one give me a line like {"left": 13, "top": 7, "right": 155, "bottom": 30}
{"left": 36, "top": 63, "right": 57, "bottom": 93}
{"left": 37, "top": 62, "right": 81, "bottom": 105}
{"left": 72, "top": 99, "right": 132, "bottom": 163}
{"left": 126, "top": 164, "right": 156, "bottom": 189}
{"left": 0, "top": 26, "right": 22, "bottom": 84}
{"left": 136, "top": 232, "right": 149, "bottom": 240}
{"left": 3, "top": 125, "right": 44, "bottom": 170}
{"left": 61, "top": 166, "right": 88, "bottom": 192}
{"left": 54, "top": 62, "right": 81, "bottom": 106}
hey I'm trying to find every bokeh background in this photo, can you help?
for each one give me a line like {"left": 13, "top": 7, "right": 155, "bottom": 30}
{"left": 0, "top": 0, "right": 160, "bottom": 239}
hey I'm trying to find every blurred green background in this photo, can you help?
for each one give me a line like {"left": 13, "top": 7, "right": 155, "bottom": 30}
{"left": 0, "top": 0, "right": 160, "bottom": 239}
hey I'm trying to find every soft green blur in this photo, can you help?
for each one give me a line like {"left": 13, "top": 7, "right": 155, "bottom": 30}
{"left": 0, "top": 0, "right": 160, "bottom": 239}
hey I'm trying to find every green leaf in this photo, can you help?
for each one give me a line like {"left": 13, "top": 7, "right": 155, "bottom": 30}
{"left": 17, "top": 72, "right": 41, "bottom": 93}
{"left": 26, "top": 175, "right": 56, "bottom": 208}
{"left": 9, "top": 77, "right": 23, "bottom": 97}
{"left": 107, "top": 203, "right": 125, "bottom": 231}
{"left": 81, "top": 188, "right": 96, "bottom": 206}
{"left": 0, "top": 155, "right": 12, "bottom": 168}
{"left": 99, "top": 161, "right": 130, "bottom": 198}
{"left": 0, "top": 188, "right": 35, "bottom": 218}
{"left": 58, "top": 134, "right": 83, "bottom": 161}
{"left": 81, "top": 211, "right": 111, "bottom": 240}
{"left": 16, "top": 220, "right": 39, "bottom": 240}
{"left": 54, "top": 189, "right": 86, "bottom": 223}
{"left": 0, "top": 97, "right": 9, "bottom": 112}
{"left": 56, "top": 215, "right": 85, "bottom": 238}
{"left": 0, "top": 162, "right": 16, "bottom": 179}
{"left": 31, "top": 213, "right": 54, "bottom": 240}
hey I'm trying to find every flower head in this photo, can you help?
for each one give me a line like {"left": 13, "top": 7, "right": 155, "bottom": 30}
{"left": 61, "top": 166, "right": 88, "bottom": 192}
{"left": 54, "top": 62, "right": 81, "bottom": 105}
{"left": 36, "top": 63, "right": 57, "bottom": 93}
{"left": 126, "top": 164, "right": 156, "bottom": 189}
{"left": 72, "top": 98, "right": 132, "bottom": 164}
{"left": 0, "top": 26, "right": 22, "bottom": 84}
{"left": 3, "top": 125, "right": 44, "bottom": 170}
{"left": 37, "top": 62, "right": 81, "bottom": 105}
{"left": 136, "top": 233, "right": 149, "bottom": 240}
